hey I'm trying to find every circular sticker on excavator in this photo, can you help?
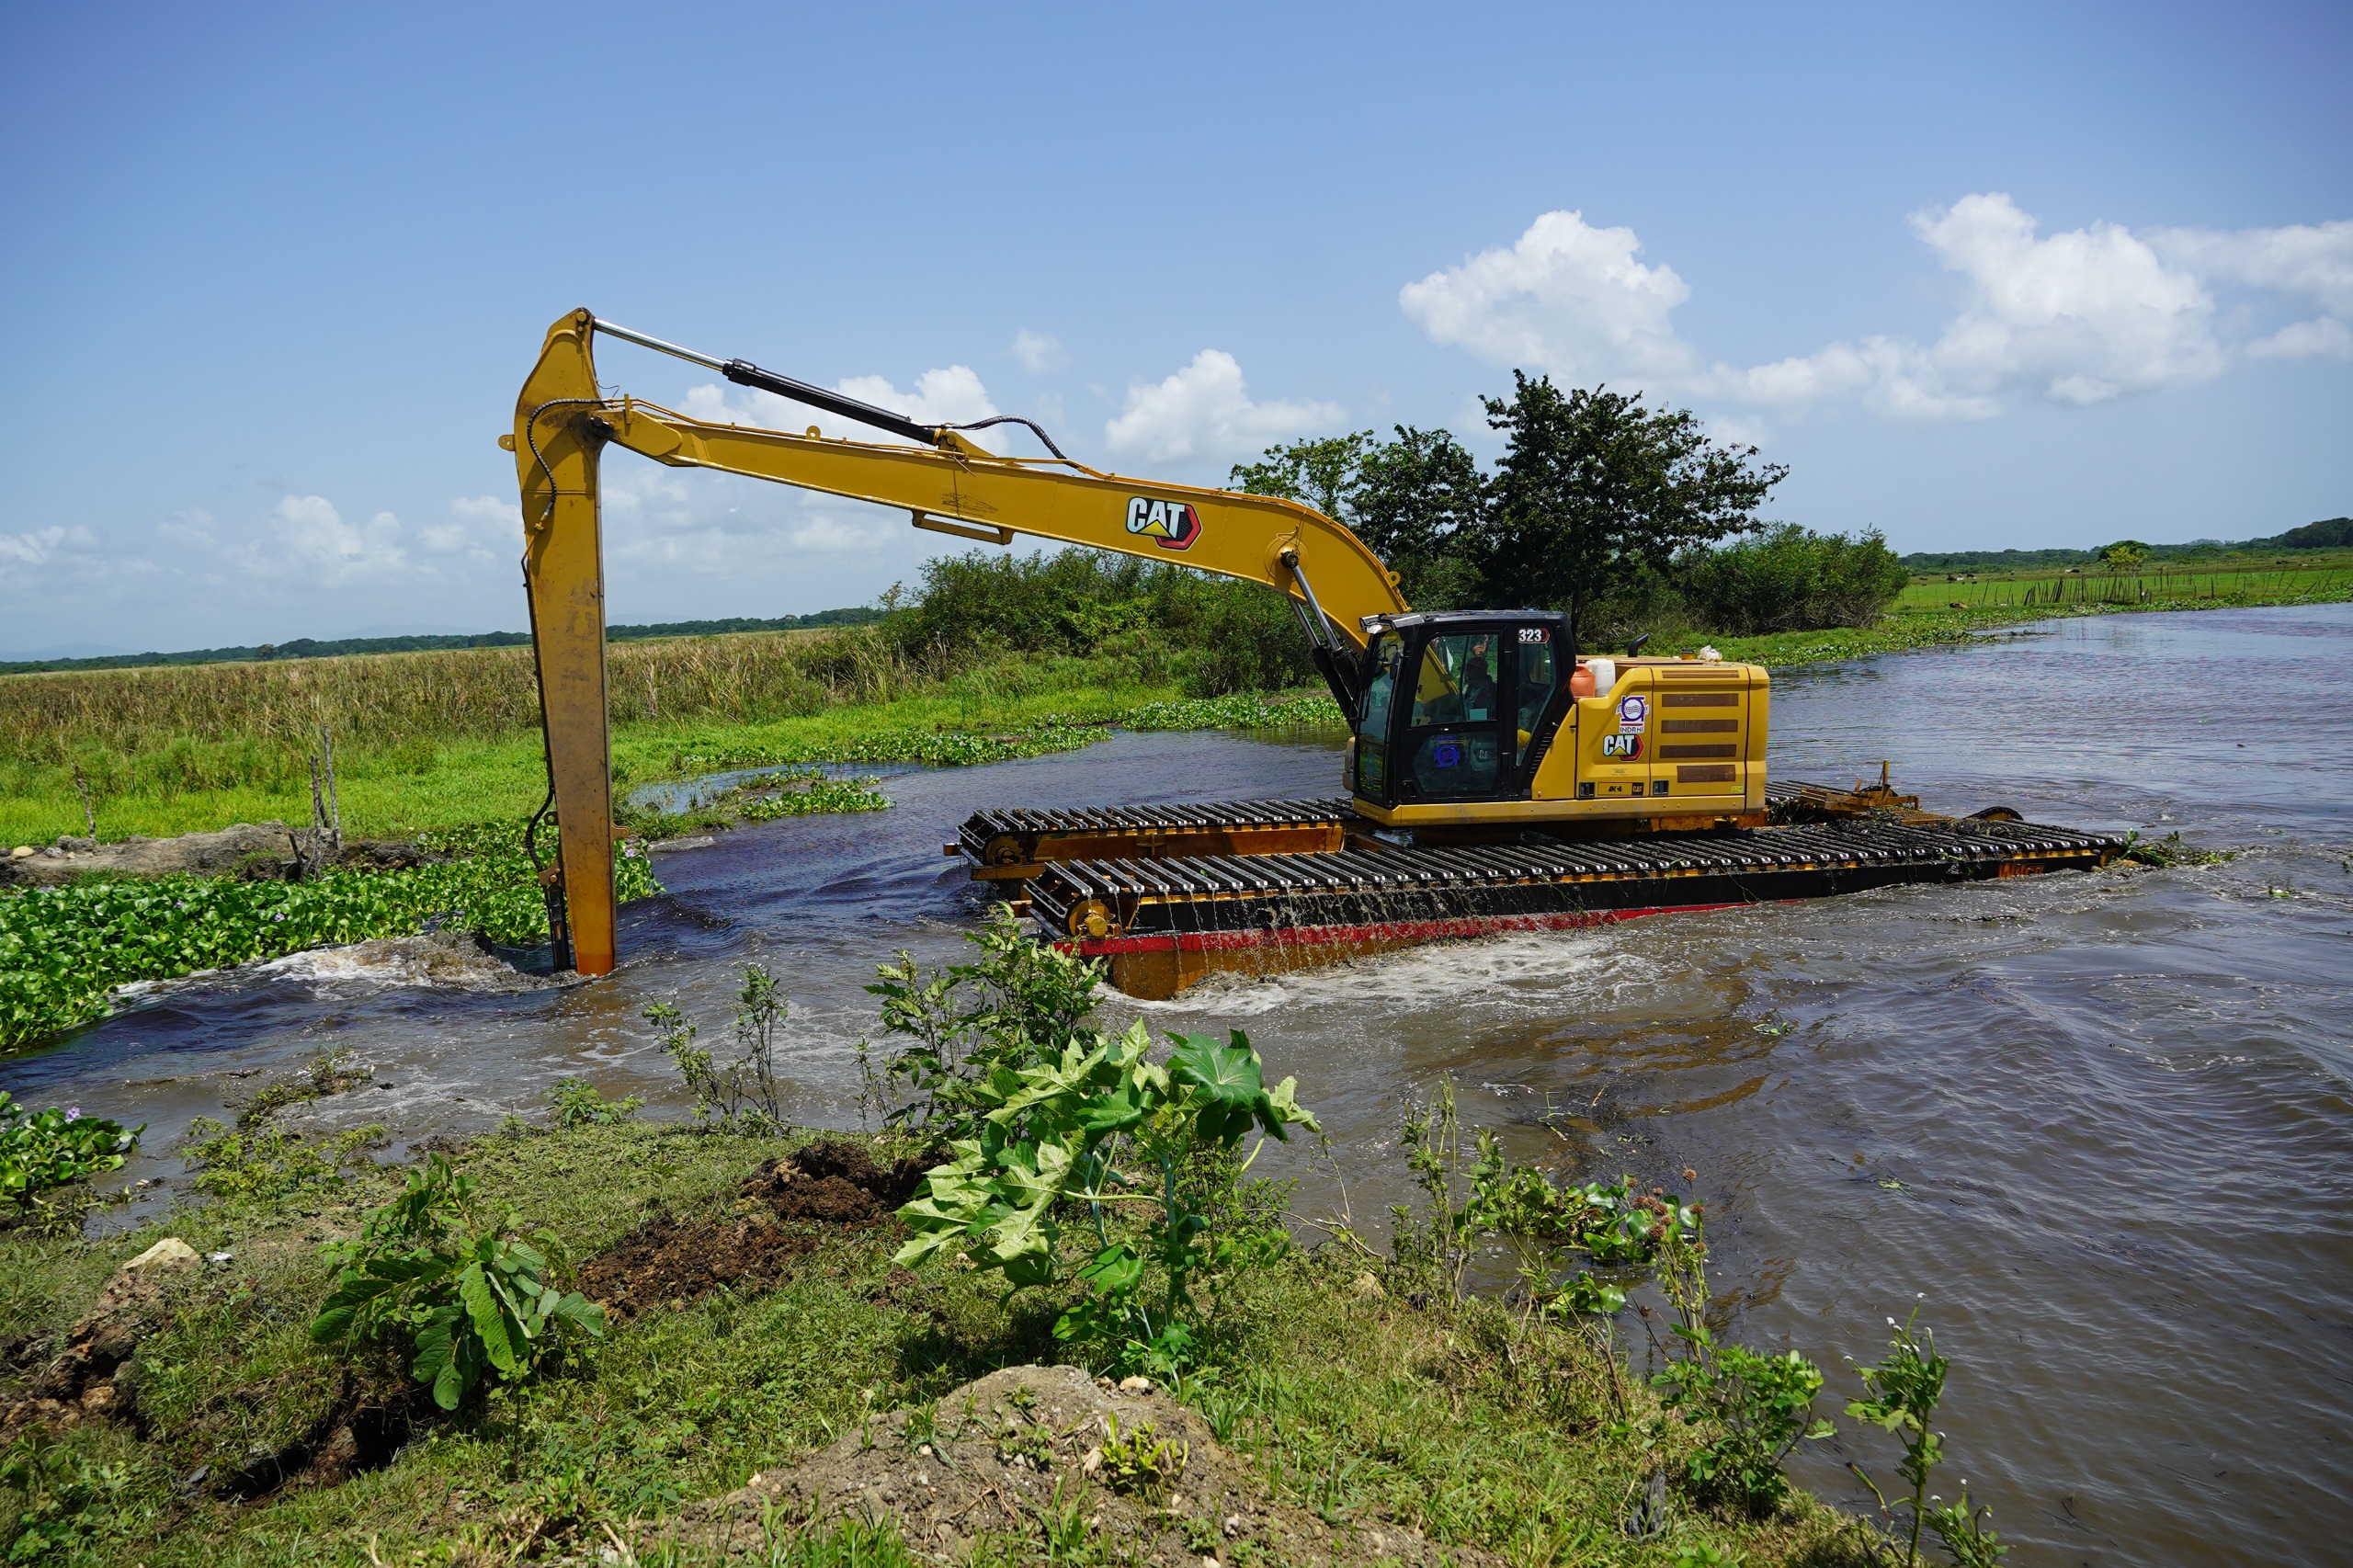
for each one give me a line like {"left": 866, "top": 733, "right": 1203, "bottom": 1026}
{"left": 1617, "top": 694, "right": 1648, "bottom": 727}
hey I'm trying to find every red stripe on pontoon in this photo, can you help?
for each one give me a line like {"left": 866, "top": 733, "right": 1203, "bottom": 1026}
{"left": 1058, "top": 901, "right": 1759, "bottom": 957}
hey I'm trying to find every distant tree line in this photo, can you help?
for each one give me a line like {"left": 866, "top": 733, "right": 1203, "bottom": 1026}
{"left": 0, "top": 608, "right": 885, "bottom": 677}
{"left": 1901, "top": 516, "right": 2351, "bottom": 573}
{"left": 893, "top": 375, "right": 1915, "bottom": 698}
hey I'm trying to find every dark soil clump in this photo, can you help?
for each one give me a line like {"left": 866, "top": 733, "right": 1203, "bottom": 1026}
{"left": 579, "top": 1217, "right": 819, "bottom": 1320}
{"left": 581, "top": 1143, "right": 938, "bottom": 1320}
{"left": 739, "top": 1139, "right": 938, "bottom": 1223}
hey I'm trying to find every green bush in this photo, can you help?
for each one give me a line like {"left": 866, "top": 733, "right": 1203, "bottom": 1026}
{"left": 889, "top": 550, "right": 1313, "bottom": 696}
{"left": 0, "top": 1094, "right": 141, "bottom": 1206}
{"left": 1677, "top": 524, "right": 1910, "bottom": 633}
{"left": 309, "top": 1153, "right": 604, "bottom": 1410}
{"left": 894, "top": 1021, "right": 1315, "bottom": 1374}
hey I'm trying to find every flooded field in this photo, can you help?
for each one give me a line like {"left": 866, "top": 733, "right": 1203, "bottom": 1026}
{"left": 7, "top": 602, "right": 2350, "bottom": 1567}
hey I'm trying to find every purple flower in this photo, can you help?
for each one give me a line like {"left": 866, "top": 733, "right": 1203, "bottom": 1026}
{"left": 63, "top": 1106, "right": 80, "bottom": 1122}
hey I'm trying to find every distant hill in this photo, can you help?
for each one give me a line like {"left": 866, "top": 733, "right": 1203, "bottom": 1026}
{"left": 0, "top": 608, "right": 885, "bottom": 676}
{"left": 1901, "top": 517, "right": 2350, "bottom": 572}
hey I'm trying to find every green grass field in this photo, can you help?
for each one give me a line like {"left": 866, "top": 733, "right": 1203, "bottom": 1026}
{"left": 1893, "top": 552, "right": 2353, "bottom": 612}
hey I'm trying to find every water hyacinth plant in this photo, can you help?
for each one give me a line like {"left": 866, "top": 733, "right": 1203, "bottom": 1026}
{"left": 0, "top": 1093, "right": 141, "bottom": 1206}
{"left": 0, "top": 822, "right": 660, "bottom": 1052}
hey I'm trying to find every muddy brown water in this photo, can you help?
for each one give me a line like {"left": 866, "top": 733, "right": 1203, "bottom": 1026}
{"left": 7, "top": 603, "right": 2349, "bottom": 1566}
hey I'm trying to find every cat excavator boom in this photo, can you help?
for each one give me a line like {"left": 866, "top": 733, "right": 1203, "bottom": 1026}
{"left": 509, "top": 308, "right": 1409, "bottom": 972}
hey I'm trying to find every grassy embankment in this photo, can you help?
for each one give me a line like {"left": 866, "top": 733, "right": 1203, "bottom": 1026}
{"left": 9, "top": 558, "right": 2349, "bottom": 849}
{"left": 0, "top": 986, "right": 1870, "bottom": 1568}
{"left": 0, "top": 630, "right": 1330, "bottom": 849}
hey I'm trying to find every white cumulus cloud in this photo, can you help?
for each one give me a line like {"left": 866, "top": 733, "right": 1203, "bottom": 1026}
{"left": 240, "top": 494, "right": 410, "bottom": 587}
{"left": 2152, "top": 218, "right": 2353, "bottom": 360}
{"left": 1400, "top": 210, "right": 1699, "bottom": 384}
{"left": 1405, "top": 195, "right": 2349, "bottom": 422}
{"left": 419, "top": 494, "right": 522, "bottom": 559}
{"left": 1102, "top": 350, "right": 1345, "bottom": 467}
{"left": 1012, "top": 329, "right": 1068, "bottom": 373}
{"left": 0, "top": 524, "right": 102, "bottom": 567}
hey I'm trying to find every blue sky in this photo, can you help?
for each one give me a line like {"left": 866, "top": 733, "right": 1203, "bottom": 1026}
{"left": 2, "top": 0, "right": 2347, "bottom": 653}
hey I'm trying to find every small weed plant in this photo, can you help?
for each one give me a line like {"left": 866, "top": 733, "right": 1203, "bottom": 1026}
{"left": 545, "top": 1078, "right": 644, "bottom": 1130}
{"left": 1846, "top": 1305, "right": 2008, "bottom": 1566}
{"left": 1094, "top": 1412, "right": 1186, "bottom": 1504}
{"left": 231, "top": 1046, "right": 373, "bottom": 1126}
{"left": 309, "top": 1153, "right": 605, "bottom": 1409}
{"left": 864, "top": 905, "right": 1102, "bottom": 1141}
{"left": 646, "top": 962, "right": 790, "bottom": 1132}
{"left": 179, "top": 1118, "right": 384, "bottom": 1201}
{"left": 1646, "top": 1206, "right": 1835, "bottom": 1517}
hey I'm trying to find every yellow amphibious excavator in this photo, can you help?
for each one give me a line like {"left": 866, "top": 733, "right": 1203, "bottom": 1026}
{"left": 509, "top": 310, "right": 2117, "bottom": 995}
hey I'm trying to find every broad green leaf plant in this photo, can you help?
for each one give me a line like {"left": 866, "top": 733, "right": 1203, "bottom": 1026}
{"left": 0, "top": 1092, "right": 140, "bottom": 1207}
{"left": 893, "top": 1019, "right": 1316, "bottom": 1373}
{"left": 309, "top": 1154, "right": 604, "bottom": 1410}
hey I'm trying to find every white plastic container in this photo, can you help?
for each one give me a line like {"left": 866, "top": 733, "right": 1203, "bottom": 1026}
{"left": 1585, "top": 656, "right": 1619, "bottom": 697}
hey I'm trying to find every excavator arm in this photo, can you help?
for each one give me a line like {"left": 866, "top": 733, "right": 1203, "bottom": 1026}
{"left": 508, "top": 308, "right": 1407, "bottom": 975}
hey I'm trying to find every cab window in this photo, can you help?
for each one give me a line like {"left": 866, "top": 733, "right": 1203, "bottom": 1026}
{"left": 1513, "top": 631, "right": 1558, "bottom": 760}
{"left": 1358, "top": 635, "right": 1399, "bottom": 745}
{"left": 1405, "top": 633, "right": 1502, "bottom": 798}
{"left": 1410, "top": 634, "right": 1497, "bottom": 728}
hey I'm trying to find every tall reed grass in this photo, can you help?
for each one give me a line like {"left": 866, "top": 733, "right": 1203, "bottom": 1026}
{"left": 0, "top": 628, "right": 927, "bottom": 796}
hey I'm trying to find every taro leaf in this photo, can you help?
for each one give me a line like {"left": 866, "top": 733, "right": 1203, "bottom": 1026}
{"left": 1167, "top": 1030, "right": 1277, "bottom": 1144}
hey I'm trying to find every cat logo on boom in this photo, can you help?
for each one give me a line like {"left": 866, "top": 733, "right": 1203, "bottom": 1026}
{"left": 1125, "top": 496, "right": 1201, "bottom": 551}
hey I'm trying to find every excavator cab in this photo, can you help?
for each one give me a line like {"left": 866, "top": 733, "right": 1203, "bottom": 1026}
{"left": 1347, "top": 610, "right": 1572, "bottom": 811}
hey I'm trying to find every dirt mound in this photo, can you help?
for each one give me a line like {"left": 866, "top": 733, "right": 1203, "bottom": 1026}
{"left": 739, "top": 1140, "right": 938, "bottom": 1223}
{"left": 578, "top": 1217, "right": 819, "bottom": 1321}
{"left": 670, "top": 1364, "right": 1494, "bottom": 1566}
{"left": 5, "top": 1238, "right": 199, "bottom": 1438}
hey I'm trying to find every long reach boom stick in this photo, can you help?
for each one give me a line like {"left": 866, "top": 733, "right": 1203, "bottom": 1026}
{"left": 507, "top": 308, "right": 1407, "bottom": 975}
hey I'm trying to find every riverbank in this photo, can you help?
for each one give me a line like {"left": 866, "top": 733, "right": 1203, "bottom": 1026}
{"left": 0, "top": 1028, "right": 1870, "bottom": 1565}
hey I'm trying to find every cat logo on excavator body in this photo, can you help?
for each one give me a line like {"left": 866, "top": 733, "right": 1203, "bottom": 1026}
{"left": 1124, "top": 496, "right": 1200, "bottom": 551}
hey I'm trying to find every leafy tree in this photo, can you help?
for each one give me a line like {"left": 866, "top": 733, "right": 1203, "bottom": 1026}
{"left": 1476, "top": 376, "right": 1786, "bottom": 638}
{"left": 2097, "top": 539, "right": 2150, "bottom": 566}
{"left": 1231, "top": 426, "right": 1485, "bottom": 608}
{"left": 1226, "top": 431, "right": 1376, "bottom": 522}
{"left": 1353, "top": 426, "right": 1487, "bottom": 607}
